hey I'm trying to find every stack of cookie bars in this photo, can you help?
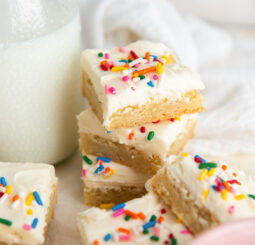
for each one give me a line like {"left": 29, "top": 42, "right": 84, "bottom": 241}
{"left": 77, "top": 40, "right": 205, "bottom": 244}
{"left": 77, "top": 40, "right": 255, "bottom": 245}
{"left": 78, "top": 40, "right": 205, "bottom": 207}
{"left": 1, "top": 40, "right": 255, "bottom": 245}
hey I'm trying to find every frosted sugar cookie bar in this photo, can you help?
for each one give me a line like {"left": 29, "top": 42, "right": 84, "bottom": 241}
{"left": 149, "top": 154, "right": 255, "bottom": 234}
{"left": 81, "top": 40, "right": 205, "bottom": 130}
{"left": 0, "top": 162, "right": 58, "bottom": 245}
{"left": 77, "top": 192, "right": 193, "bottom": 245}
{"left": 78, "top": 109, "right": 197, "bottom": 174}
{"left": 81, "top": 154, "right": 150, "bottom": 206}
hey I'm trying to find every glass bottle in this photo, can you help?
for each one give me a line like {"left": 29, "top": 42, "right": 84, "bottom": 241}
{"left": 0, "top": 0, "right": 83, "bottom": 163}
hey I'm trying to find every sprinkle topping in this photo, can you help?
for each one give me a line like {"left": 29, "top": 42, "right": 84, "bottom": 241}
{"left": 112, "top": 203, "right": 125, "bottom": 211}
{"left": 191, "top": 154, "right": 255, "bottom": 215}
{"left": 97, "top": 47, "right": 176, "bottom": 95}
{"left": 93, "top": 199, "right": 186, "bottom": 244}
{"left": 82, "top": 156, "right": 115, "bottom": 179}
{"left": 0, "top": 176, "right": 43, "bottom": 231}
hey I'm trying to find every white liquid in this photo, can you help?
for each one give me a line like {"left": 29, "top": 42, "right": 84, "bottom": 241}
{"left": 0, "top": 15, "right": 83, "bottom": 163}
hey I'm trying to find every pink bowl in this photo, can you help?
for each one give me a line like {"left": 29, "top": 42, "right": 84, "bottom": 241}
{"left": 189, "top": 219, "right": 255, "bottom": 245}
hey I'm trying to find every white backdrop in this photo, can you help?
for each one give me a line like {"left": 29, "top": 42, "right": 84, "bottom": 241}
{"left": 171, "top": 0, "right": 255, "bottom": 26}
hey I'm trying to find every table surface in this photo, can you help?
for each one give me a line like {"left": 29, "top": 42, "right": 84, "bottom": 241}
{"left": 45, "top": 149, "right": 255, "bottom": 245}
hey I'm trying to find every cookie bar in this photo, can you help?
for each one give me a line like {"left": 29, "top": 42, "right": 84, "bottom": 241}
{"left": 77, "top": 192, "right": 193, "bottom": 245}
{"left": 81, "top": 154, "right": 151, "bottom": 206}
{"left": 78, "top": 109, "right": 197, "bottom": 174}
{"left": 0, "top": 162, "right": 58, "bottom": 245}
{"left": 149, "top": 153, "right": 255, "bottom": 234}
{"left": 81, "top": 40, "right": 205, "bottom": 130}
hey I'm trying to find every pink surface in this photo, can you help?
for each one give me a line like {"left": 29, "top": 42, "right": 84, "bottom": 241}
{"left": 189, "top": 219, "right": 255, "bottom": 245}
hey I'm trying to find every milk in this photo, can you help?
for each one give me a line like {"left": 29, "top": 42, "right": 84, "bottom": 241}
{"left": 0, "top": 15, "right": 83, "bottom": 163}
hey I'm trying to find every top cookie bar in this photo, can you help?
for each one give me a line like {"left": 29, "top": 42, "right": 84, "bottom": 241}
{"left": 81, "top": 40, "right": 205, "bottom": 130}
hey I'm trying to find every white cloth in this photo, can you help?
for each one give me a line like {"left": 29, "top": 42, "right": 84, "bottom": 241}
{"left": 187, "top": 37, "right": 255, "bottom": 156}
{"left": 79, "top": 0, "right": 255, "bottom": 156}
{"left": 171, "top": 0, "right": 255, "bottom": 26}
{"left": 79, "top": 0, "right": 232, "bottom": 69}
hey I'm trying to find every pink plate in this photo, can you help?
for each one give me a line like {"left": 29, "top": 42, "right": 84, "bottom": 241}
{"left": 189, "top": 219, "right": 255, "bottom": 245}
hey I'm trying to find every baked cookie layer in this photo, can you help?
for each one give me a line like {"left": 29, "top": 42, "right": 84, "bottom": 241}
{"left": 81, "top": 154, "right": 150, "bottom": 206}
{"left": 81, "top": 40, "right": 205, "bottom": 130}
{"left": 78, "top": 109, "right": 197, "bottom": 174}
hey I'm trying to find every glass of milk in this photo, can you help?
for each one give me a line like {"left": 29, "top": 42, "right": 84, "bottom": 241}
{"left": 0, "top": 0, "right": 83, "bottom": 163}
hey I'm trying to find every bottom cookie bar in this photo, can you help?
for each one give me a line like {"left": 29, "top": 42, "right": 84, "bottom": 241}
{"left": 77, "top": 192, "right": 193, "bottom": 245}
{"left": 0, "top": 162, "right": 58, "bottom": 245}
{"left": 149, "top": 153, "right": 255, "bottom": 235}
{"left": 82, "top": 154, "right": 151, "bottom": 206}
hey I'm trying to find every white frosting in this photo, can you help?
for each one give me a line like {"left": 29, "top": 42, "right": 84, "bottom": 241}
{"left": 77, "top": 192, "right": 193, "bottom": 244}
{"left": 81, "top": 40, "right": 204, "bottom": 128}
{"left": 0, "top": 162, "right": 57, "bottom": 244}
{"left": 82, "top": 155, "right": 151, "bottom": 187}
{"left": 162, "top": 154, "right": 255, "bottom": 223}
{"left": 78, "top": 109, "right": 197, "bottom": 160}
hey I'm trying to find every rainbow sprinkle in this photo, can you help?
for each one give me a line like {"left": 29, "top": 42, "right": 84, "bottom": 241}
{"left": 32, "top": 218, "right": 39, "bottom": 229}
{"left": 119, "top": 47, "right": 126, "bottom": 53}
{"left": 104, "top": 233, "right": 111, "bottom": 241}
{"left": 23, "top": 224, "right": 32, "bottom": 231}
{"left": 147, "top": 131, "right": 155, "bottom": 141}
{"left": 143, "top": 220, "right": 157, "bottom": 229}
{"left": 182, "top": 152, "right": 188, "bottom": 157}
{"left": 248, "top": 194, "right": 255, "bottom": 200}
{"left": 98, "top": 52, "right": 103, "bottom": 57}
{"left": 82, "top": 169, "right": 86, "bottom": 177}
{"left": 33, "top": 191, "right": 43, "bottom": 206}
{"left": 147, "top": 81, "right": 155, "bottom": 87}
{"left": 94, "top": 165, "right": 104, "bottom": 174}
{"left": 234, "top": 194, "right": 245, "bottom": 200}
{"left": 0, "top": 217, "right": 12, "bottom": 226}
{"left": 25, "top": 193, "right": 34, "bottom": 206}
{"left": 0, "top": 177, "right": 7, "bottom": 187}
{"left": 100, "top": 203, "right": 115, "bottom": 209}
{"left": 83, "top": 155, "right": 93, "bottom": 165}
{"left": 140, "top": 126, "right": 146, "bottom": 133}
{"left": 228, "top": 205, "right": 235, "bottom": 215}
{"left": 96, "top": 157, "right": 111, "bottom": 162}
{"left": 198, "top": 162, "right": 217, "bottom": 169}
{"left": 113, "top": 208, "right": 125, "bottom": 217}
{"left": 202, "top": 189, "right": 209, "bottom": 201}
{"left": 181, "top": 229, "right": 192, "bottom": 234}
